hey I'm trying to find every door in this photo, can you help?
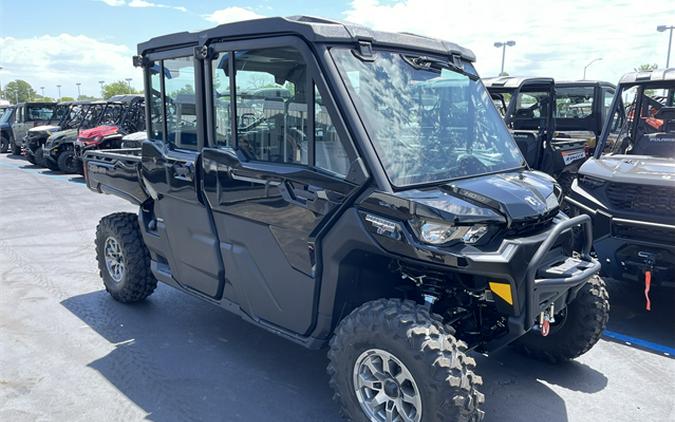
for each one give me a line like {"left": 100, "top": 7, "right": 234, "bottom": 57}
{"left": 141, "top": 54, "right": 224, "bottom": 299}
{"left": 201, "top": 41, "right": 359, "bottom": 335}
{"left": 11, "top": 106, "right": 26, "bottom": 146}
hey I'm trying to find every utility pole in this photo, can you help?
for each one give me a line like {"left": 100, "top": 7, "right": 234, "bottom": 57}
{"left": 76, "top": 82, "right": 81, "bottom": 99}
{"left": 583, "top": 58, "right": 602, "bottom": 80}
{"left": 40, "top": 86, "right": 45, "bottom": 97}
{"left": 125, "top": 78, "right": 133, "bottom": 93}
{"left": 494, "top": 40, "right": 516, "bottom": 76}
{"left": 657, "top": 25, "right": 674, "bottom": 68}
{"left": 98, "top": 80, "right": 105, "bottom": 97}
{"left": 57, "top": 85, "right": 62, "bottom": 101}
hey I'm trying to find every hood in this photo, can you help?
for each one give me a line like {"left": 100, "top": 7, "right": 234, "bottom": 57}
{"left": 375, "top": 170, "right": 559, "bottom": 225}
{"left": 78, "top": 125, "right": 120, "bottom": 140}
{"left": 445, "top": 170, "right": 559, "bottom": 222}
{"left": 122, "top": 131, "right": 147, "bottom": 141}
{"left": 27, "top": 125, "right": 61, "bottom": 137}
{"left": 580, "top": 155, "right": 675, "bottom": 188}
{"left": 46, "top": 129, "right": 78, "bottom": 147}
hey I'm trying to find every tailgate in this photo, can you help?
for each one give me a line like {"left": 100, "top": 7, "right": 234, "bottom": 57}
{"left": 551, "top": 137, "right": 587, "bottom": 165}
{"left": 83, "top": 148, "right": 149, "bottom": 205}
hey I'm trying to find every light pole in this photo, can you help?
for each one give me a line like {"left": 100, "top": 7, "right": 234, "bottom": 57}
{"left": 76, "top": 82, "right": 81, "bottom": 99}
{"left": 583, "top": 57, "right": 602, "bottom": 80}
{"left": 657, "top": 25, "right": 674, "bottom": 68}
{"left": 98, "top": 80, "right": 105, "bottom": 97}
{"left": 56, "top": 84, "right": 61, "bottom": 101}
{"left": 40, "top": 86, "right": 45, "bottom": 97}
{"left": 0, "top": 66, "right": 3, "bottom": 100}
{"left": 494, "top": 40, "right": 516, "bottom": 76}
{"left": 125, "top": 78, "right": 133, "bottom": 93}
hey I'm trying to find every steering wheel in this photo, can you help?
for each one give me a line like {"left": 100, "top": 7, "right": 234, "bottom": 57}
{"left": 456, "top": 154, "right": 489, "bottom": 176}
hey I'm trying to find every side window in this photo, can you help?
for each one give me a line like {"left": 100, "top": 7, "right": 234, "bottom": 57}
{"left": 149, "top": 63, "right": 164, "bottom": 141}
{"left": 233, "top": 47, "right": 309, "bottom": 164}
{"left": 211, "top": 52, "right": 232, "bottom": 146}
{"left": 602, "top": 88, "right": 615, "bottom": 118}
{"left": 163, "top": 57, "right": 198, "bottom": 150}
{"left": 314, "top": 85, "right": 350, "bottom": 177}
{"left": 516, "top": 92, "right": 543, "bottom": 118}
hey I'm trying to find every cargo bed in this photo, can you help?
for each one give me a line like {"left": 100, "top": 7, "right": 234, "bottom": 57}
{"left": 82, "top": 148, "right": 149, "bottom": 205}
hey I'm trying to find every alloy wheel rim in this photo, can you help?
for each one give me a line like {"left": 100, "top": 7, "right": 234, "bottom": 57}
{"left": 353, "top": 349, "right": 422, "bottom": 422}
{"left": 104, "top": 236, "right": 125, "bottom": 283}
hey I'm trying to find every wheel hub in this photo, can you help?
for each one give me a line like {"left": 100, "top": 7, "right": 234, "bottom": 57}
{"left": 104, "top": 236, "right": 125, "bottom": 283}
{"left": 353, "top": 348, "right": 421, "bottom": 422}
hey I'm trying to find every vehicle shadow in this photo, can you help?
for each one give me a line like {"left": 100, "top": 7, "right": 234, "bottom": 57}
{"left": 59, "top": 286, "right": 609, "bottom": 422}
{"left": 68, "top": 176, "right": 86, "bottom": 184}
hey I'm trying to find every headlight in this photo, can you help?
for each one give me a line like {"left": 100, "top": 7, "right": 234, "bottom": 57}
{"left": 411, "top": 219, "right": 488, "bottom": 245}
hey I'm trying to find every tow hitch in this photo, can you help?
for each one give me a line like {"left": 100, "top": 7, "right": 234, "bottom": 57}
{"left": 638, "top": 251, "right": 655, "bottom": 311}
{"left": 538, "top": 304, "right": 555, "bottom": 337}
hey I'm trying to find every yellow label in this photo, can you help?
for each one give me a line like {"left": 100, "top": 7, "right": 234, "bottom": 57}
{"left": 489, "top": 282, "right": 513, "bottom": 305}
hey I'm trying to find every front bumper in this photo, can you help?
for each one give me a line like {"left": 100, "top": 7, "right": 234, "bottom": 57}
{"left": 565, "top": 186, "right": 675, "bottom": 284}
{"left": 365, "top": 212, "right": 600, "bottom": 350}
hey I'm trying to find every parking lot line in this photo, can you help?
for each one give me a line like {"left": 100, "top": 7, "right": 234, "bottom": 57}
{"left": 603, "top": 329, "right": 675, "bottom": 357}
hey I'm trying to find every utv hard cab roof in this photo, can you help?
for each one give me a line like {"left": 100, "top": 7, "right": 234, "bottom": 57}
{"left": 556, "top": 80, "right": 615, "bottom": 89}
{"left": 482, "top": 76, "right": 554, "bottom": 89}
{"left": 618, "top": 68, "right": 675, "bottom": 84}
{"left": 137, "top": 15, "right": 475, "bottom": 61}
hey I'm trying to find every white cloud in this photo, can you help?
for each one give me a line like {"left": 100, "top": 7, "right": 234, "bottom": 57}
{"left": 99, "top": 0, "right": 125, "bottom": 6}
{"left": 99, "top": 0, "right": 187, "bottom": 12}
{"left": 343, "top": 0, "right": 675, "bottom": 83}
{"left": 205, "top": 7, "right": 264, "bottom": 25}
{"left": 0, "top": 34, "right": 142, "bottom": 99}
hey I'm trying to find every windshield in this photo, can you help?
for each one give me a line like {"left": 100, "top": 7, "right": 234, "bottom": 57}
{"left": 331, "top": 49, "right": 524, "bottom": 186}
{"left": 603, "top": 83, "right": 675, "bottom": 158}
{"left": 556, "top": 86, "right": 594, "bottom": 118}
{"left": 0, "top": 108, "right": 13, "bottom": 124}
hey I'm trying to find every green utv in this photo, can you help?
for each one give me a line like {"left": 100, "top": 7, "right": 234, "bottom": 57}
{"left": 82, "top": 16, "right": 609, "bottom": 422}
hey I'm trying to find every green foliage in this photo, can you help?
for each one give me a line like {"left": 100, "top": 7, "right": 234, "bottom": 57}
{"left": 102, "top": 80, "right": 141, "bottom": 99}
{"left": 4, "top": 80, "right": 37, "bottom": 104}
{"left": 634, "top": 63, "right": 658, "bottom": 72}
{"left": 35, "top": 96, "right": 56, "bottom": 102}
{"left": 60, "top": 96, "right": 75, "bottom": 102}
{"left": 77, "top": 95, "right": 98, "bottom": 101}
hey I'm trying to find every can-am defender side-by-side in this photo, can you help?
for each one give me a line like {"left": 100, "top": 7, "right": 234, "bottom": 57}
{"left": 82, "top": 17, "right": 609, "bottom": 422}
{"left": 23, "top": 101, "right": 79, "bottom": 165}
{"left": 566, "top": 68, "right": 675, "bottom": 301}
{"left": 73, "top": 95, "right": 145, "bottom": 169}
{"left": 485, "top": 77, "right": 599, "bottom": 191}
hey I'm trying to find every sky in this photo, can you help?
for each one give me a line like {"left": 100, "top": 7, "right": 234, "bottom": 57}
{"left": 0, "top": 0, "right": 674, "bottom": 100}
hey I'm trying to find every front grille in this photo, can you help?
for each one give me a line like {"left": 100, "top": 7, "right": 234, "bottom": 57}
{"left": 613, "top": 222, "right": 675, "bottom": 246}
{"left": 606, "top": 182, "right": 675, "bottom": 216}
{"left": 507, "top": 209, "right": 558, "bottom": 236}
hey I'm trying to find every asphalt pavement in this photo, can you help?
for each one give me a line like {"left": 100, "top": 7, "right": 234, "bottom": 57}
{"left": 1, "top": 152, "right": 673, "bottom": 422}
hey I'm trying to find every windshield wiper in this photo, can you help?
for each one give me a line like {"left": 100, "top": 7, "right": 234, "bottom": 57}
{"left": 402, "top": 55, "right": 479, "bottom": 80}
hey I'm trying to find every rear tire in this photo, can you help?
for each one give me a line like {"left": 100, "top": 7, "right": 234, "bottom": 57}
{"left": 0, "top": 136, "right": 9, "bottom": 153}
{"left": 514, "top": 275, "right": 609, "bottom": 363}
{"left": 328, "top": 299, "right": 485, "bottom": 422}
{"left": 96, "top": 212, "right": 157, "bottom": 303}
{"left": 11, "top": 142, "right": 21, "bottom": 156}
{"left": 57, "top": 149, "right": 81, "bottom": 173}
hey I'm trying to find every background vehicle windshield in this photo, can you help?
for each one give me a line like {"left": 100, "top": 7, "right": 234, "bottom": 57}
{"left": 604, "top": 84, "right": 675, "bottom": 158}
{"left": 331, "top": 49, "right": 523, "bottom": 186}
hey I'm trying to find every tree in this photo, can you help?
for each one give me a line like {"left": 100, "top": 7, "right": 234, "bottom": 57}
{"left": 60, "top": 96, "right": 75, "bottom": 102}
{"left": 4, "top": 80, "right": 37, "bottom": 104}
{"left": 102, "top": 80, "right": 140, "bottom": 99}
{"left": 77, "top": 94, "right": 98, "bottom": 101}
{"left": 634, "top": 63, "right": 658, "bottom": 72}
{"left": 35, "top": 96, "right": 56, "bottom": 102}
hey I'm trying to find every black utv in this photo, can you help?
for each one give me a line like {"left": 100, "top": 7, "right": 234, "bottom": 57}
{"left": 83, "top": 16, "right": 609, "bottom": 421}
{"left": 484, "top": 77, "right": 613, "bottom": 191}
{"left": 566, "top": 68, "right": 675, "bottom": 299}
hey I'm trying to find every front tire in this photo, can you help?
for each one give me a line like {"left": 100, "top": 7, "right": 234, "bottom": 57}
{"left": 57, "top": 148, "right": 81, "bottom": 173}
{"left": 0, "top": 136, "right": 9, "bottom": 153}
{"left": 11, "top": 142, "right": 21, "bottom": 155}
{"left": 514, "top": 275, "right": 609, "bottom": 363}
{"left": 328, "top": 299, "right": 484, "bottom": 422}
{"left": 95, "top": 212, "right": 157, "bottom": 303}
